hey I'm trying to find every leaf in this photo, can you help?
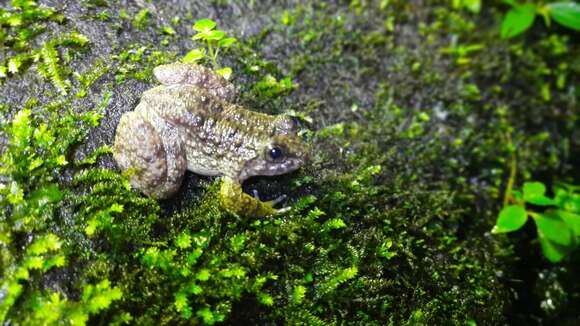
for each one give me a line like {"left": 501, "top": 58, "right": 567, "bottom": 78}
{"left": 547, "top": 2, "right": 580, "bottom": 31}
{"left": 216, "top": 67, "right": 232, "bottom": 80}
{"left": 523, "top": 181, "right": 555, "bottom": 206}
{"left": 491, "top": 205, "right": 528, "bottom": 233}
{"left": 557, "top": 210, "right": 580, "bottom": 236}
{"left": 534, "top": 212, "right": 573, "bottom": 246}
{"left": 205, "top": 30, "right": 225, "bottom": 41}
{"left": 182, "top": 48, "right": 206, "bottom": 63}
{"left": 555, "top": 191, "right": 580, "bottom": 213}
{"left": 218, "top": 37, "right": 237, "bottom": 47}
{"left": 538, "top": 232, "right": 569, "bottom": 263}
{"left": 523, "top": 181, "right": 546, "bottom": 198}
{"left": 501, "top": 4, "right": 537, "bottom": 39}
{"left": 193, "top": 18, "right": 217, "bottom": 32}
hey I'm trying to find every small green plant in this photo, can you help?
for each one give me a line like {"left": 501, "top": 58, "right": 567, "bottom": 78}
{"left": 0, "top": 99, "right": 129, "bottom": 323}
{"left": 501, "top": 1, "right": 580, "bottom": 39}
{"left": 0, "top": 1, "right": 89, "bottom": 94}
{"left": 452, "top": 0, "right": 482, "bottom": 13}
{"left": 183, "top": 18, "right": 237, "bottom": 79}
{"left": 492, "top": 182, "right": 580, "bottom": 262}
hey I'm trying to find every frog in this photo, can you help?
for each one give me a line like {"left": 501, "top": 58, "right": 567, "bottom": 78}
{"left": 112, "top": 62, "right": 307, "bottom": 216}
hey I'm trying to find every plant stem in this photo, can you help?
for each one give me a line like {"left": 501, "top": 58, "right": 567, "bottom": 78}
{"left": 503, "top": 135, "right": 517, "bottom": 207}
{"left": 207, "top": 40, "right": 217, "bottom": 68}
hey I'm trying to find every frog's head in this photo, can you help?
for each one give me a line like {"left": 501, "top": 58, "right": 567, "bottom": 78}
{"left": 238, "top": 135, "right": 308, "bottom": 181}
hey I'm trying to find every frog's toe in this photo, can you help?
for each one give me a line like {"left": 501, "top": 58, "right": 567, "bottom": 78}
{"left": 271, "top": 194, "right": 287, "bottom": 206}
{"left": 276, "top": 205, "right": 292, "bottom": 214}
{"left": 252, "top": 189, "right": 287, "bottom": 207}
{"left": 252, "top": 189, "right": 260, "bottom": 199}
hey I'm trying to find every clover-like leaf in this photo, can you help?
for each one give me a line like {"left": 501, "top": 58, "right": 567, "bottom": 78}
{"left": 534, "top": 211, "right": 573, "bottom": 246}
{"left": 183, "top": 48, "right": 206, "bottom": 63}
{"left": 205, "top": 30, "right": 226, "bottom": 41}
{"left": 538, "top": 232, "right": 569, "bottom": 263}
{"left": 491, "top": 205, "right": 528, "bottom": 234}
{"left": 523, "top": 181, "right": 555, "bottom": 206}
{"left": 193, "top": 18, "right": 217, "bottom": 32}
{"left": 501, "top": 3, "right": 537, "bottom": 38}
{"left": 219, "top": 37, "right": 237, "bottom": 47}
{"left": 557, "top": 209, "right": 580, "bottom": 236}
{"left": 547, "top": 2, "right": 580, "bottom": 31}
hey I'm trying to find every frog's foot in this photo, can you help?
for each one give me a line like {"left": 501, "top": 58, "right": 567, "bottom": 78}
{"left": 252, "top": 190, "right": 290, "bottom": 213}
{"left": 219, "top": 177, "right": 287, "bottom": 217}
{"left": 252, "top": 190, "right": 287, "bottom": 205}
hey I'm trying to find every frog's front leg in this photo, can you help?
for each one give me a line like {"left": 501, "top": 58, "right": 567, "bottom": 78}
{"left": 219, "top": 176, "right": 286, "bottom": 217}
{"left": 113, "top": 109, "right": 187, "bottom": 199}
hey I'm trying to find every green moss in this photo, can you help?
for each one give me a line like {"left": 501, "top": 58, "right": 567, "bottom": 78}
{"left": 0, "top": 1, "right": 88, "bottom": 94}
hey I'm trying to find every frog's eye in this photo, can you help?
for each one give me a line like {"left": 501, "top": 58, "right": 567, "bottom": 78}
{"left": 269, "top": 147, "right": 284, "bottom": 161}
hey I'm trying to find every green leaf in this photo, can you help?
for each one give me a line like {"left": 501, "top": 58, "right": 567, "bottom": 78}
{"left": 523, "top": 181, "right": 555, "bottom": 206}
{"left": 547, "top": 2, "right": 580, "bottom": 31}
{"left": 193, "top": 18, "right": 217, "bottom": 32}
{"left": 501, "top": 4, "right": 537, "bottom": 39}
{"left": 205, "top": 30, "right": 225, "bottom": 41}
{"left": 538, "top": 233, "right": 568, "bottom": 263}
{"left": 555, "top": 191, "right": 580, "bottom": 213}
{"left": 557, "top": 210, "right": 580, "bottom": 236}
{"left": 218, "top": 37, "right": 237, "bottom": 47}
{"left": 182, "top": 48, "right": 206, "bottom": 63}
{"left": 491, "top": 205, "right": 528, "bottom": 233}
{"left": 216, "top": 67, "right": 232, "bottom": 80}
{"left": 523, "top": 181, "right": 546, "bottom": 198}
{"left": 534, "top": 212, "right": 573, "bottom": 246}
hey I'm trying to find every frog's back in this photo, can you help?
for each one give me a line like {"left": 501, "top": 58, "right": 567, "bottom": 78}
{"left": 141, "top": 85, "right": 293, "bottom": 138}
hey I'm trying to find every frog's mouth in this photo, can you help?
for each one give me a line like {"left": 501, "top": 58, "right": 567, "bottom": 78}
{"left": 238, "top": 156, "right": 305, "bottom": 182}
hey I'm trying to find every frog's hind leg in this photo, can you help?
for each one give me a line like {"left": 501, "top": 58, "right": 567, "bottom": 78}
{"left": 153, "top": 63, "right": 236, "bottom": 101}
{"left": 113, "top": 111, "right": 186, "bottom": 199}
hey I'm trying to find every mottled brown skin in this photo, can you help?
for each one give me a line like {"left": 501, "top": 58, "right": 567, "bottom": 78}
{"left": 113, "top": 63, "right": 307, "bottom": 215}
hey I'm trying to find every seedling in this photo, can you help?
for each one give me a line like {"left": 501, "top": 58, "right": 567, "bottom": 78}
{"left": 492, "top": 181, "right": 580, "bottom": 262}
{"left": 183, "top": 19, "right": 237, "bottom": 79}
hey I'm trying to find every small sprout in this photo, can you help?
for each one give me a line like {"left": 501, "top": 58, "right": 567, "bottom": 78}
{"left": 189, "top": 18, "right": 237, "bottom": 69}
{"left": 493, "top": 181, "right": 580, "bottom": 262}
